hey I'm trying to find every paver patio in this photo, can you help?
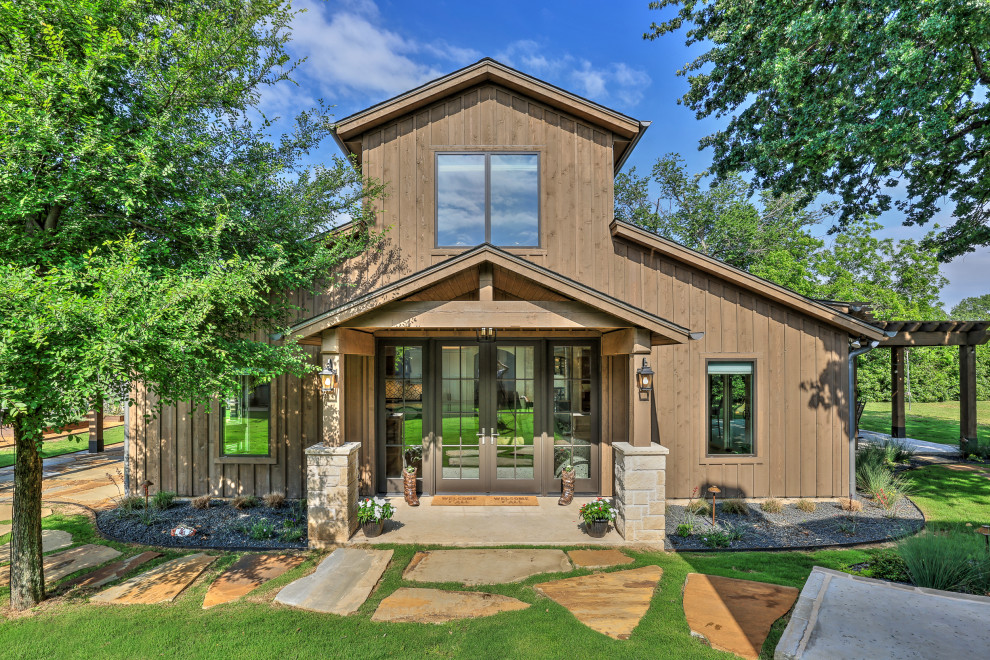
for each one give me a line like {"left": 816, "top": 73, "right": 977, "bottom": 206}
{"left": 274, "top": 548, "right": 392, "bottom": 615}
{"left": 90, "top": 553, "right": 216, "bottom": 605}
{"left": 534, "top": 565, "right": 663, "bottom": 639}
{"left": 203, "top": 554, "right": 305, "bottom": 609}
{"left": 403, "top": 549, "right": 572, "bottom": 586}
{"left": 371, "top": 587, "right": 530, "bottom": 623}
{"left": 683, "top": 573, "right": 799, "bottom": 660}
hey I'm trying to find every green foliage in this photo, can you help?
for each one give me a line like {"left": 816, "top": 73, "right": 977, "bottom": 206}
{"left": 685, "top": 498, "right": 709, "bottom": 516}
{"left": 952, "top": 295, "right": 990, "bottom": 320}
{"left": 357, "top": 497, "right": 395, "bottom": 524}
{"left": 577, "top": 497, "right": 617, "bottom": 525}
{"left": 760, "top": 497, "right": 784, "bottom": 514}
{"left": 117, "top": 496, "right": 145, "bottom": 513}
{"left": 151, "top": 490, "right": 176, "bottom": 511}
{"left": 646, "top": 0, "right": 990, "bottom": 259}
{"left": 720, "top": 498, "right": 749, "bottom": 515}
{"left": 675, "top": 522, "right": 694, "bottom": 537}
{"left": 855, "top": 461, "right": 913, "bottom": 507}
{"left": 861, "top": 547, "right": 910, "bottom": 583}
{"left": 795, "top": 499, "right": 817, "bottom": 513}
{"left": 244, "top": 518, "right": 276, "bottom": 541}
{"left": 232, "top": 495, "right": 258, "bottom": 510}
{"left": 899, "top": 530, "right": 990, "bottom": 593}
{"left": 700, "top": 528, "right": 733, "bottom": 548}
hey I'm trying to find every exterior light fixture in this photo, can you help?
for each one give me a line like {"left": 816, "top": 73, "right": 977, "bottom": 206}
{"left": 319, "top": 358, "right": 338, "bottom": 393}
{"left": 708, "top": 485, "right": 721, "bottom": 526}
{"left": 636, "top": 358, "right": 654, "bottom": 393}
{"left": 978, "top": 524, "right": 990, "bottom": 555}
{"left": 476, "top": 327, "right": 496, "bottom": 342}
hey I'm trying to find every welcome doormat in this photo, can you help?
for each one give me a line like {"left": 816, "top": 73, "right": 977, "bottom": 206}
{"left": 431, "top": 495, "right": 539, "bottom": 506}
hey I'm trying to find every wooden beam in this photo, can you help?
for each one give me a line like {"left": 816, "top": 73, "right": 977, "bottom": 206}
{"left": 342, "top": 300, "right": 632, "bottom": 330}
{"left": 891, "top": 347, "right": 906, "bottom": 438}
{"left": 878, "top": 330, "right": 990, "bottom": 346}
{"left": 960, "top": 344, "right": 978, "bottom": 452}
{"left": 601, "top": 328, "right": 651, "bottom": 355}
{"left": 321, "top": 328, "right": 375, "bottom": 356}
{"left": 479, "top": 263, "right": 493, "bottom": 302}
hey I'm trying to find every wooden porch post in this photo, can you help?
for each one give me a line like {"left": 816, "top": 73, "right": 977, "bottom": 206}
{"left": 960, "top": 344, "right": 978, "bottom": 453}
{"left": 603, "top": 329, "right": 655, "bottom": 448}
{"left": 88, "top": 394, "right": 104, "bottom": 453}
{"left": 891, "top": 346, "right": 907, "bottom": 438}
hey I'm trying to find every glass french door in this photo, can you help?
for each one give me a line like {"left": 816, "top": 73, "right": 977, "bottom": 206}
{"left": 435, "top": 342, "right": 542, "bottom": 493}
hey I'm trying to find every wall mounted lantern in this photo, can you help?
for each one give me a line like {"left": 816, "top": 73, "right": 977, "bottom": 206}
{"left": 636, "top": 358, "right": 654, "bottom": 393}
{"left": 319, "top": 358, "right": 338, "bottom": 393}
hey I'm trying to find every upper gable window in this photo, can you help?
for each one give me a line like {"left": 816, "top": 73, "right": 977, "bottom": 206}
{"left": 436, "top": 153, "right": 539, "bottom": 247}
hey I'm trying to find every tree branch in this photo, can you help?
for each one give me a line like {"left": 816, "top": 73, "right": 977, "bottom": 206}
{"left": 969, "top": 43, "right": 990, "bottom": 85}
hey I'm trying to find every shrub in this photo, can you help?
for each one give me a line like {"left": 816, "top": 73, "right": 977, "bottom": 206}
{"left": 686, "top": 499, "right": 709, "bottom": 516}
{"left": 577, "top": 497, "right": 616, "bottom": 525}
{"left": 152, "top": 490, "right": 176, "bottom": 510}
{"left": 232, "top": 495, "right": 258, "bottom": 510}
{"left": 862, "top": 547, "right": 910, "bottom": 583}
{"left": 899, "top": 530, "right": 990, "bottom": 593}
{"left": 118, "top": 495, "right": 145, "bottom": 512}
{"left": 191, "top": 495, "right": 211, "bottom": 510}
{"left": 244, "top": 518, "right": 276, "bottom": 540}
{"left": 857, "top": 462, "right": 913, "bottom": 505}
{"left": 263, "top": 491, "right": 286, "bottom": 509}
{"left": 721, "top": 498, "right": 749, "bottom": 515}
{"left": 835, "top": 516, "right": 859, "bottom": 536}
{"left": 796, "top": 499, "right": 817, "bottom": 513}
{"left": 840, "top": 497, "right": 863, "bottom": 512}
{"left": 721, "top": 522, "right": 746, "bottom": 542}
{"left": 279, "top": 526, "right": 305, "bottom": 542}
{"left": 760, "top": 497, "right": 784, "bottom": 514}
{"left": 700, "top": 529, "right": 733, "bottom": 549}
{"left": 676, "top": 522, "right": 694, "bottom": 538}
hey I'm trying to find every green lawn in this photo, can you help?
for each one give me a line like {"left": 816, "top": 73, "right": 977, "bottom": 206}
{"left": 0, "top": 425, "right": 125, "bottom": 469}
{"left": 904, "top": 465, "right": 990, "bottom": 531}
{"left": 860, "top": 400, "right": 990, "bottom": 446}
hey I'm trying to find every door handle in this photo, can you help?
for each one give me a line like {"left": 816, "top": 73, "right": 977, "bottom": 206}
{"left": 476, "top": 428, "right": 487, "bottom": 445}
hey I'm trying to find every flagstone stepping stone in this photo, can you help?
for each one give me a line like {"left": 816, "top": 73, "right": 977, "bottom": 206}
{"left": 404, "top": 549, "right": 572, "bottom": 586}
{"left": 203, "top": 554, "right": 306, "bottom": 609}
{"left": 0, "top": 529, "right": 72, "bottom": 564}
{"left": 90, "top": 553, "right": 216, "bottom": 605}
{"left": 63, "top": 551, "right": 161, "bottom": 590}
{"left": 535, "top": 565, "right": 663, "bottom": 640}
{"left": 683, "top": 573, "right": 799, "bottom": 660}
{"left": 567, "top": 549, "right": 634, "bottom": 569}
{"left": 274, "top": 548, "right": 392, "bottom": 615}
{"left": 0, "top": 504, "right": 53, "bottom": 521}
{"left": 372, "top": 587, "right": 530, "bottom": 623}
{"left": 0, "top": 544, "right": 120, "bottom": 587}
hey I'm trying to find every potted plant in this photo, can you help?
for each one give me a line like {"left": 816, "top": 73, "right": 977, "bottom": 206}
{"left": 579, "top": 497, "right": 616, "bottom": 537}
{"left": 357, "top": 497, "right": 394, "bottom": 538}
{"left": 403, "top": 445, "right": 422, "bottom": 507}
{"left": 558, "top": 463, "right": 575, "bottom": 506}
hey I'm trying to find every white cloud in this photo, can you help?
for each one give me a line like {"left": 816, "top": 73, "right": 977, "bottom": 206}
{"left": 496, "top": 40, "right": 651, "bottom": 108}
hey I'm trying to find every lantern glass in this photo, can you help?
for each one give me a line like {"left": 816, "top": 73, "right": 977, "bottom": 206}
{"left": 636, "top": 358, "right": 654, "bottom": 393}
{"left": 319, "top": 359, "right": 338, "bottom": 392}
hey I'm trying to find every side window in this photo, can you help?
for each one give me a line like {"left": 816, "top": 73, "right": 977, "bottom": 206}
{"left": 707, "top": 361, "right": 755, "bottom": 456}
{"left": 222, "top": 374, "right": 271, "bottom": 456}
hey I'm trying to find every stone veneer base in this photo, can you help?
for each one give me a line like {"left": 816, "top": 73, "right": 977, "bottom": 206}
{"left": 305, "top": 441, "right": 361, "bottom": 548}
{"left": 612, "top": 442, "right": 668, "bottom": 546}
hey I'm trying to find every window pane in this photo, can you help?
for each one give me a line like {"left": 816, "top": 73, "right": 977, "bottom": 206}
{"left": 708, "top": 364, "right": 755, "bottom": 456}
{"left": 222, "top": 375, "right": 270, "bottom": 456}
{"left": 437, "top": 154, "right": 486, "bottom": 246}
{"left": 490, "top": 154, "right": 538, "bottom": 246}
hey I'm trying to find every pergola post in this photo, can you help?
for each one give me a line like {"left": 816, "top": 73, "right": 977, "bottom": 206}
{"left": 88, "top": 394, "right": 104, "bottom": 453}
{"left": 960, "top": 344, "right": 978, "bottom": 453}
{"left": 891, "top": 346, "right": 907, "bottom": 438}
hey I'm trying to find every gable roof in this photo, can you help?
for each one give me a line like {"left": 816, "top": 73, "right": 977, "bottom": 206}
{"left": 609, "top": 220, "right": 886, "bottom": 340}
{"left": 332, "top": 58, "right": 649, "bottom": 173}
{"left": 288, "top": 244, "right": 701, "bottom": 344}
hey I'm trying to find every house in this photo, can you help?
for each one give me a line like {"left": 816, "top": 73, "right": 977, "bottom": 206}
{"left": 127, "top": 59, "right": 907, "bottom": 542}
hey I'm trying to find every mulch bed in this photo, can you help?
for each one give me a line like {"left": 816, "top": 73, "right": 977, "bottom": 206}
{"left": 665, "top": 494, "right": 924, "bottom": 551}
{"left": 96, "top": 499, "right": 307, "bottom": 549}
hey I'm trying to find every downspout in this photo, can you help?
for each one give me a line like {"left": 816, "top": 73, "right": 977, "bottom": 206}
{"left": 848, "top": 339, "right": 879, "bottom": 498}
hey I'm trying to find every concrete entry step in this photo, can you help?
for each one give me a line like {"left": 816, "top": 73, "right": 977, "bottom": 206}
{"left": 403, "top": 549, "right": 572, "bottom": 586}
{"left": 776, "top": 567, "right": 990, "bottom": 659}
{"left": 90, "top": 553, "right": 216, "bottom": 605}
{"left": 372, "top": 587, "right": 530, "bottom": 623}
{"left": 534, "top": 565, "right": 663, "bottom": 639}
{"left": 683, "top": 573, "right": 799, "bottom": 660}
{"left": 203, "top": 554, "right": 306, "bottom": 609}
{"left": 274, "top": 548, "right": 392, "bottom": 615}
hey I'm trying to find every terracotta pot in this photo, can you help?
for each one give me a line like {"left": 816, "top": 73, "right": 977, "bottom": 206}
{"left": 558, "top": 469, "right": 575, "bottom": 506}
{"left": 362, "top": 521, "right": 385, "bottom": 538}
{"left": 585, "top": 519, "right": 609, "bottom": 538}
{"left": 403, "top": 469, "right": 420, "bottom": 507}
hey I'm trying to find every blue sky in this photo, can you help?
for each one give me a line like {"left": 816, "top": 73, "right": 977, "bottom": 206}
{"left": 261, "top": 0, "right": 987, "bottom": 311}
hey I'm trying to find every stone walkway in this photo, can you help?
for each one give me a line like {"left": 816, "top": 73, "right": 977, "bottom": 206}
{"left": 776, "top": 567, "right": 990, "bottom": 660}
{"left": 404, "top": 549, "right": 572, "bottom": 586}
{"left": 274, "top": 548, "right": 392, "bottom": 615}
{"left": 372, "top": 588, "right": 529, "bottom": 623}
{"left": 91, "top": 553, "right": 216, "bottom": 605}
{"left": 203, "top": 554, "right": 305, "bottom": 609}
{"left": 858, "top": 429, "right": 961, "bottom": 456}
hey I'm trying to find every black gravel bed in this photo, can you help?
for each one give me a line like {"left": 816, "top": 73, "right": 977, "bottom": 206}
{"left": 96, "top": 499, "right": 307, "bottom": 549}
{"left": 665, "top": 495, "right": 924, "bottom": 551}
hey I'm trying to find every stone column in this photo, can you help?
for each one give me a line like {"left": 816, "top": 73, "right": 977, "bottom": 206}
{"left": 305, "top": 441, "right": 361, "bottom": 548}
{"left": 612, "top": 441, "right": 668, "bottom": 545}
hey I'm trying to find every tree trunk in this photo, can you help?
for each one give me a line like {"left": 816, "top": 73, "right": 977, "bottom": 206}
{"left": 10, "top": 414, "right": 45, "bottom": 610}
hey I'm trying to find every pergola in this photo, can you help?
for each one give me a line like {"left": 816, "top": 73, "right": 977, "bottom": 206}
{"left": 874, "top": 320, "right": 990, "bottom": 451}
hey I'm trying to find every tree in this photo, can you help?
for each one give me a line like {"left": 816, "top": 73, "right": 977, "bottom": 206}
{"left": 646, "top": 0, "right": 990, "bottom": 260}
{"left": 0, "top": 0, "right": 383, "bottom": 609}
{"left": 951, "top": 294, "right": 990, "bottom": 320}
{"left": 615, "top": 154, "right": 826, "bottom": 295}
